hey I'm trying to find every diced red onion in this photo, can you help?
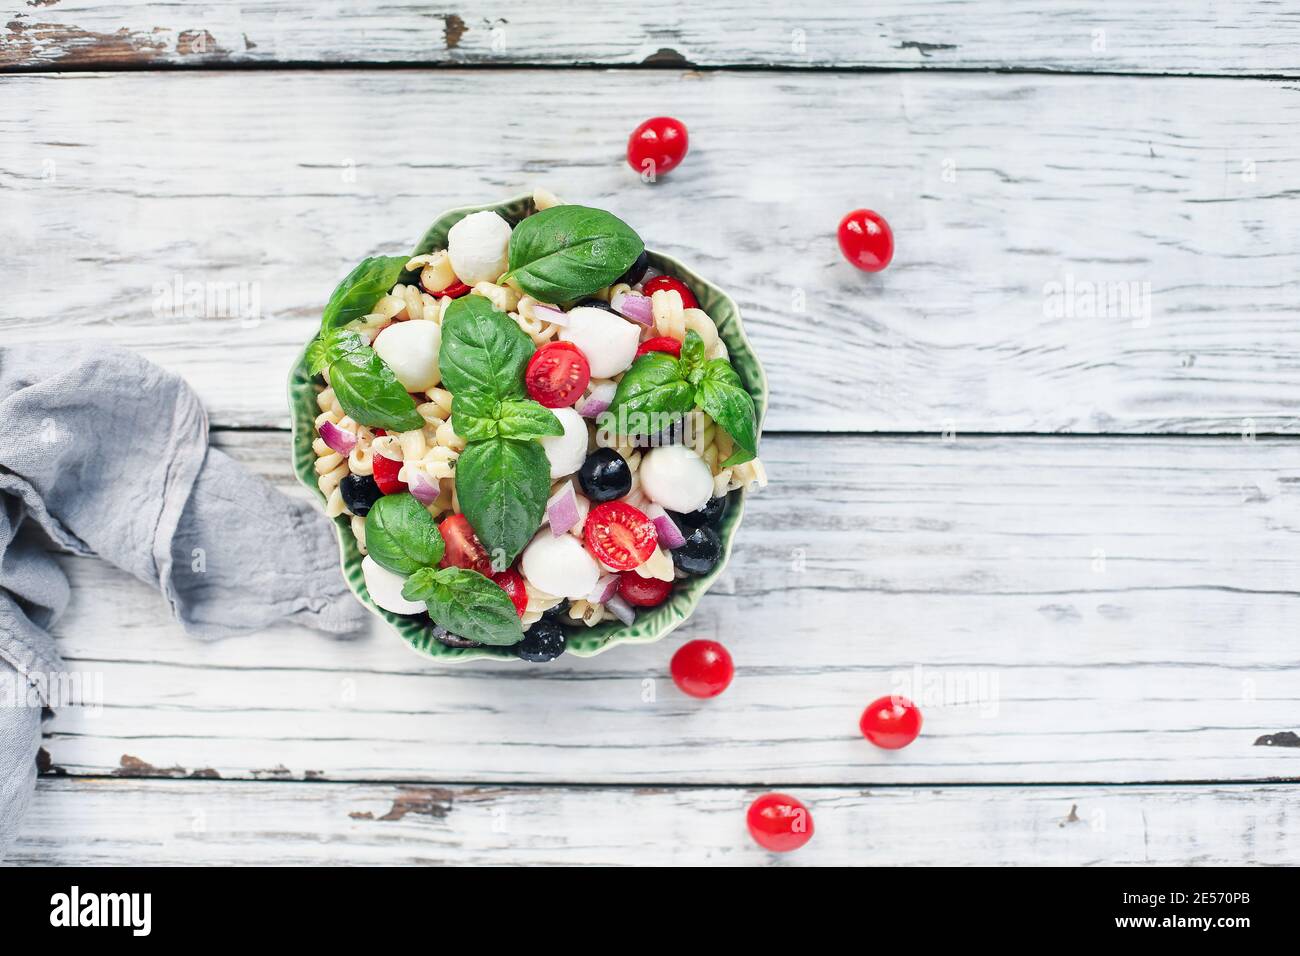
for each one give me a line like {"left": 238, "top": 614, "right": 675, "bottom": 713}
{"left": 645, "top": 503, "right": 686, "bottom": 550}
{"left": 611, "top": 291, "right": 654, "bottom": 326}
{"left": 547, "top": 482, "right": 581, "bottom": 536}
{"left": 588, "top": 573, "right": 619, "bottom": 604}
{"left": 534, "top": 304, "right": 569, "bottom": 327}
{"left": 606, "top": 594, "right": 636, "bottom": 626}
{"left": 406, "top": 468, "right": 438, "bottom": 505}
{"left": 318, "top": 420, "right": 357, "bottom": 455}
{"left": 576, "top": 381, "right": 617, "bottom": 419}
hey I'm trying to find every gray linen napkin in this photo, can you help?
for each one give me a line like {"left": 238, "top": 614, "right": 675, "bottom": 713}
{"left": 0, "top": 344, "right": 366, "bottom": 857}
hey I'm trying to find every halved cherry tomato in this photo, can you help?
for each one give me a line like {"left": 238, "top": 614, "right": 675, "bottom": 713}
{"left": 642, "top": 275, "right": 697, "bottom": 310}
{"left": 635, "top": 336, "right": 682, "bottom": 359}
{"left": 617, "top": 572, "right": 674, "bottom": 607}
{"left": 372, "top": 454, "right": 406, "bottom": 495}
{"left": 372, "top": 428, "right": 386, "bottom": 436}
{"left": 525, "top": 341, "right": 591, "bottom": 408}
{"left": 439, "top": 514, "right": 493, "bottom": 575}
{"left": 492, "top": 568, "right": 528, "bottom": 618}
{"left": 433, "top": 280, "right": 471, "bottom": 298}
{"left": 584, "top": 501, "right": 658, "bottom": 571}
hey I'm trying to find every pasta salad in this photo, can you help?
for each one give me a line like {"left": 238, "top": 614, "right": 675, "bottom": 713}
{"left": 307, "top": 189, "right": 766, "bottom": 661}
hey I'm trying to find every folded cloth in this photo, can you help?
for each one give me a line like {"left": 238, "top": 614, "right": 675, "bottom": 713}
{"left": 0, "top": 344, "right": 367, "bottom": 856}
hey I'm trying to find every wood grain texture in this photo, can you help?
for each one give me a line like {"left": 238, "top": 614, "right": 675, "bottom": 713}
{"left": 3, "top": 1, "right": 1297, "bottom": 75}
{"left": 33, "top": 430, "right": 1300, "bottom": 786}
{"left": 11, "top": 778, "right": 1299, "bottom": 865}
{"left": 4, "top": 70, "right": 1299, "bottom": 434}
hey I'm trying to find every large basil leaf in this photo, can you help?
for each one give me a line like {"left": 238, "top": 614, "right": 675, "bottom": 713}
{"left": 504, "top": 205, "right": 644, "bottom": 302}
{"left": 364, "top": 493, "right": 445, "bottom": 575}
{"left": 328, "top": 347, "right": 425, "bottom": 432}
{"left": 308, "top": 328, "right": 367, "bottom": 376}
{"left": 605, "top": 352, "right": 696, "bottom": 437}
{"left": 495, "top": 399, "right": 563, "bottom": 441}
{"left": 402, "top": 566, "right": 523, "bottom": 646}
{"left": 438, "top": 295, "right": 534, "bottom": 401}
{"left": 454, "top": 436, "right": 550, "bottom": 566}
{"left": 321, "top": 256, "right": 409, "bottom": 331}
{"left": 696, "top": 359, "right": 758, "bottom": 467}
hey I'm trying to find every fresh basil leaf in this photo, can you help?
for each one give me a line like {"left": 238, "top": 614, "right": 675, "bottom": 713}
{"left": 605, "top": 353, "right": 696, "bottom": 437}
{"left": 321, "top": 256, "right": 409, "bottom": 332}
{"left": 504, "top": 205, "right": 644, "bottom": 302}
{"left": 328, "top": 347, "right": 425, "bottom": 432}
{"left": 451, "top": 391, "right": 500, "bottom": 443}
{"left": 680, "top": 329, "right": 706, "bottom": 371}
{"left": 308, "top": 328, "right": 367, "bottom": 376}
{"left": 454, "top": 436, "right": 550, "bottom": 566}
{"left": 696, "top": 359, "right": 759, "bottom": 467}
{"left": 438, "top": 295, "right": 534, "bottom": 401}
{"left": 364, "top": 493, "right": 445, "bottom": 576}
{"left": 402, "top": 566, "right": 523, "bottom": 646}
{"left": 496, "top": 399, "right": 564, "bottom": 440}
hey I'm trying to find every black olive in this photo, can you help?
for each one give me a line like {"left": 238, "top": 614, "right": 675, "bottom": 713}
{"left": 541, "top": 599, "right": 571, "bottom": 623}
{"left": 515, "top": 620, "right": 566, "bottom": 662}
{"left": 340, "top": 474, "right": 383, "bottom": 516}
{"left": 671, "top": 525, "right": 722, "bottom": 576}
{"left": 616, "top": 250, "right": 650, "bottom": 287}
{"left": 578, "top": 448, "right": 633, "bottom": 503}
{"left": 574, "top": 297, "right": 613, "bottom": 311}
{"left": 669, "top": 496, "right": 728, "bottom": 530}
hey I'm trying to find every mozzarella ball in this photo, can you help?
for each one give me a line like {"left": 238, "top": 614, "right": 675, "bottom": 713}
{"left": 559, "top": 307, "right": 640, "bottom": 377}
{"left": 372, "top": 319, "right": 441, "bottom": 392}
{"left": 639, "top": 445, "right": 713, "bottom": 513}
{"left": 447, "top": 211, "right": 512, "bottom": 286}
{"left": 521, "top": 532, "right": 601, "bottom": 600}
{"left": 539, "top": 406, "right": 588, "bottom": 479}
{"left": 362, "top": 555, "right": 427, "bottom": 615}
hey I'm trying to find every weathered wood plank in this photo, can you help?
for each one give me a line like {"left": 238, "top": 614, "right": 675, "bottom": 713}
{"left": 34, "top": 431, "right": 1300, "bottom": 785}
{"left": 4, "top": 71, "right": 1299, "bottom": 433}
{"left": 10, "top": 778, "right": 1299, "bottom": 865}
{"left": 3, "top": 1, "right": 1297, "bottom": 75}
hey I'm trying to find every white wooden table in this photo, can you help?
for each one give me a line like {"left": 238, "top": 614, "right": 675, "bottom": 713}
{"left": 4, "top": 1, "right": 1300, "bottom": 865}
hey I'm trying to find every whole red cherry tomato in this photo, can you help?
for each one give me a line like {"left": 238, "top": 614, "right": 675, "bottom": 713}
{"left": 641, "top": 275, "right": 698, "bottom": 310}
{"left": 837, "top": 209, "right": 894, "bottom": 272}
{"left": 670, "top": 639, "right": 733, "bottom": 698}
{"left": 859, "top": 694, "right": 922, "bottom": 749}
{"left": 746, "top": 793, "right": 814, "bottom": 852}
{"left": 635, "top": 336, "right": 683, "bottom": 359}
{"left": 627, "top": 116, "right": 689, "bottom": 178}
{"left": 491, "top": 568, "right": 528, "bottom": 618}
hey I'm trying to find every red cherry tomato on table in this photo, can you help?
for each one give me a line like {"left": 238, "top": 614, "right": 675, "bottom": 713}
{"left": 670, "top": 639, "right": 733, "bottom": 698}
{"left": 371, "top": 454, "right": 407, "bottom": 495}
{"left": 525, "top": 341, "right": 591, "bottom": 408}
{"left": 583, "top": 501, "right": 657, "bottom": 571}
{"left": 439, "top": 514, "right": 494, "bottom": 575}
{"left": 747, "top": 793, "right": 814, "bottom": 853}
{"left": 491, "top": 568, "right": 528, "bottom": 618}
{"left": 627, "top": 116, "right": 689, "bottom": 178}
{"left": 641, "top": 275, "right": 698, "bottom": 310}
{"left": 635, "top": 336, "right": 682, "bottom": 359}
{"left": 617, "top": 572, "right": 674, "bottom": 607}
{"left": 837, "top": 209, "right": 894, "bottom": 272}
{"left": 859, "top": 694, "right": 922, "bottom": 749}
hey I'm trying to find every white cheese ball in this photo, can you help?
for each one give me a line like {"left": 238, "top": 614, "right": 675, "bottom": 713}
{"left": 447, "top": 210, "right": 512, "bottom": 286}
{"left": 362, "top": 555, "right": 427, "bottom": 615}
{"left": 639, "top": 445, "right": 714, "bottom": 514}
{"left": 559, "top": 306, "right": 640, "bottom": 377}
{"left": 521, "top": 532, "right": 601, "bottom": 600}
{"left": 539, "top": 406, "right": 588, "bottom": 480}
{"left": 372, "top": 320, "right": 441, "bottom": 392}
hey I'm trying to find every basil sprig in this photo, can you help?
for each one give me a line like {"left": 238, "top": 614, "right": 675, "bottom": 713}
{"left": 606, "top": 331, "right": 759, "bottom": 467}
{"left": 503, "top": 205, "right": 644, "bottom": 302}
{"left": 328, "top": 346, "right": 425, "bottom": 432}
{"left": 439, "top": 296, "right": 561, "bottom": 566}
{"left": 402, "top": 566, "right": 523, "bottom": 646}
{"left": 307, "top": 327, "right": 367, "bottom": 376}
{"left": 364, "top": 493, "right": 522, "bottom": 646}
{"left": 321, "top": 256, "right": 410, "bottom": 331}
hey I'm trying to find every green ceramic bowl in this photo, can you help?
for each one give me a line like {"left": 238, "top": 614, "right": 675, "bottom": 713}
{"left": 289, "top": 194, "right": 768, "bottom": 661}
